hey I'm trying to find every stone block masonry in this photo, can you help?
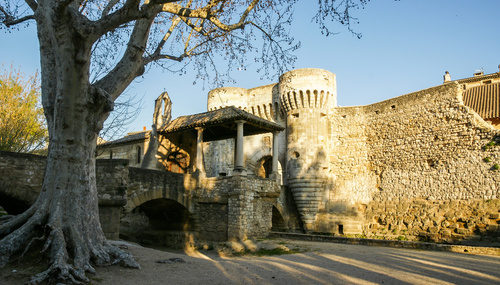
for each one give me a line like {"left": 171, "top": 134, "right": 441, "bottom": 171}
{"left": 0, "top": 151, "right": 129, "bottom": 239}
{"left": 323, "top": 83, "right": 500, "bottom": 242}
{"left": 202, "top": 68, "right": 500, "bottom": 244}
{"left": 365, "top": 199, "right": 500, "bottom": 244}
{"left": 0, "top": 151, "right": 282, "bottom": 243}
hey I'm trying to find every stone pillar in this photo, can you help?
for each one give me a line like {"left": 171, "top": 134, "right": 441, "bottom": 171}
{"left": 227, "top": 176, "right": 252, "bottom": 240}
{"left": 270, "top": 131, "right": 279, "bottom": 180}
{"left": 234, "top": 120, "right": 246, "bottom": 174}
{"left": 195, "top": 127, "right": 205, "bottom": 176}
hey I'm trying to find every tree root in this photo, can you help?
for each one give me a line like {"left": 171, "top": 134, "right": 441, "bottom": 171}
{"left": 1, "top": 215, "right": 140, "bottom": 284}
{"left": 0, "top": 209, "right": 43, "bottom": 267}
{"left": 0, "top": 205, "right": 36, "bottom": 236}
{"left": 105, "top": 242, "right": 141, "bottom": 269}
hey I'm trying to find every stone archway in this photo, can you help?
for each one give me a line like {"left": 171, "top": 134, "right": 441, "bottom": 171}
{"left": 120, "top": 198, "right": 195, "bottom": 248}
{"left": 247, "top": 148, "right": 284, "bottom": 184}
{"left": 256, "top": 155, "right": 273, "bottom": 178}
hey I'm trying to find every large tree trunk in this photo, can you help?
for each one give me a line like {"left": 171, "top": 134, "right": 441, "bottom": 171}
{"left": 0, "top": 3, "right": 138, "bottom": 284}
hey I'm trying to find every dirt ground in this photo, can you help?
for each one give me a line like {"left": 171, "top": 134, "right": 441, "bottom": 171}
{"left": 1, "top": 239, "right": 499, "bottom": 284}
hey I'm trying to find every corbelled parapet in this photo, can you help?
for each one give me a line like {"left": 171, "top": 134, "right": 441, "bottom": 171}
{"left": 279, "top": 68, "right": 337, "bottom": 112}
{"left": 279, "top": 68, "right": 335, "bottom": 231}
{"left": 207, "top": 87, "right": 249, "bottom": 111}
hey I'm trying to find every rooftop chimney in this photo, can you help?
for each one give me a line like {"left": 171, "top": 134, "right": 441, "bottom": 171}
{"left": 143, "top": 126, "right": 146, "bottom": 131}
{"left": 443, "top": 71, "right": 451, "bottom": 83}
{"left": 473, "top": 70, "right": 484, "bottom": 77}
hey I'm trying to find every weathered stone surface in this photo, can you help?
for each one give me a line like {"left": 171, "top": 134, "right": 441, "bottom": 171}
{"left": 2, "top": 67, "right": 500, "bottom": 246}
{"left": 0, "top": 151, "right": 281, "bottom": 243}
{"left": 201, "top": 68, "right": 500, "bottom": 243}
{"left": 364, "top": 199, "right": 500, "bottom": 243}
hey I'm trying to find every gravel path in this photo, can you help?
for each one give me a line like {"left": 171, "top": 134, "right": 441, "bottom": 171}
{"left": 2, "top": 239, "right": 499, "bottom": 284}
{"left": 99, "top": 239, "right": 500, "bottom": 285}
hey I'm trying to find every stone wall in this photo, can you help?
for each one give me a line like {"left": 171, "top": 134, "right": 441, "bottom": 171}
{"left": 0, "top": 151, "right": 283, "bottom": 244}
{"left": 366, "top": 83, "right": 499, "bottom": 201}
{"left": 361, "top": 83, "right": 500, "bottom": 242}
{"left": 201, "top": 69, "right": 499, "bottom": 244}
{"left": 0, "top": 151, "right": 129, "bottom": 239}
{"left": 97, "top": 139, "right": 149, "bottom": 168}
{"left": 195, "top": 202, "right": 228, "bottom": 241}
{"left": 319, "top": 83, "right": 500, "bottom": 242}
{"left": 365, "top": 199, "right": 500, "bottom": 244}
{"left": 224, "top": 175, "right": 280, "bottom": 240}
{"left": 121, "top": 169, "right": 281, "bottom": 243}
{"left": 0, "top": 151, "right": 46, "bottom": 212}
{"left": 125, "top": 167, "right": 196, "bottom": 212}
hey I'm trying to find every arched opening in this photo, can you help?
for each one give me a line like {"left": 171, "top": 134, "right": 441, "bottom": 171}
{"left": 120, "top": 198, "right": 194, "bottom": 248}
{"left": 256, "top": 156, "right": 273, "bottom": 178}
{"left": 251, "top": 154, "right": 284, "bottom": 184}
{"left": 0, "top": 192, "right": 30, "bottom": 216}
{"left": 271, "top": 206, "right": 287, "bottom": 231}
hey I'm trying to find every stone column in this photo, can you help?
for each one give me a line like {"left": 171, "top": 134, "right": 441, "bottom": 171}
{"left": 270, "top": 131, "right": 279, "bottom": 180}
{"left": 195, "top": 127, "right": 205, "bottom": 176}
{"left": 234, "top": 120, "right": 246, "bottom": 174}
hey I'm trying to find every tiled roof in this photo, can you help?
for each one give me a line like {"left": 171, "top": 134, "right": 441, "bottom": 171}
{"left": 455, "top": 72, "right": 500, "bottom": 84}
{"left": 463, "top": 83, "right": 500, "bottom": 119}
{"left": 98, "top": 131, "right": 149, "bottom": 146}
{"left": 161, "top": 106, "right": 284, "bottom": 134}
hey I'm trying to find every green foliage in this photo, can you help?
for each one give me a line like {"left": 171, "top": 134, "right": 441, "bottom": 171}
{"left": 481, "top": 136, "right": 499, "bottom": 170}
{"left": 0, "top": 66, "right": 47, "bottom": 153}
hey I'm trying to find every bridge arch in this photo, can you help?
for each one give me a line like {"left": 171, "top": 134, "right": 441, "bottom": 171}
{"left": 0, "top": 192, "right": 31, "bottom": 215}
{"left": 135, "top": 198, "right": 194, "bottom": 231}
{"left": 125, "top": 187, "right": 192, "bottom": 214}
{"left": 125, "top": 168, "right": 194, "bottom": 213}
{"left": 120, "top": 197, "right": 196, "bottom": 247}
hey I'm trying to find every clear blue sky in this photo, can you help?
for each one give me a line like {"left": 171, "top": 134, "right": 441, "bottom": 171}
{"left": 2, "top": 1, "right": 500, "bottom": 134}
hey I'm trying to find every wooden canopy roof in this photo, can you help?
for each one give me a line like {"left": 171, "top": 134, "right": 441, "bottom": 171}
{"left": 159, "top": 106, "right": 284, "bottom": 142}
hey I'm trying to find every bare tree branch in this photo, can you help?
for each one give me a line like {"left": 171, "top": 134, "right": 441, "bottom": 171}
{"left": 24, "top": 0, "right": 37, "bottom": 12}
{"left": 93, "top": 15, "right": 156, "bottom": 100}
{"left": 150, "top": 16, "right": 181, "bottom": 58}
{"left": 90, "top": 0, "right": 143, "bottom": 39}
{"left": 91, "top": 0, "right": 178, "bottom": 39}
{"left": 102, "top": 0, "right": 121, "bottom": 16}
{"left": 161, "top": 0, "right": 259, "bottom": 31}
{"left": 0, "top": 12, "right": 34, "bottom": 27}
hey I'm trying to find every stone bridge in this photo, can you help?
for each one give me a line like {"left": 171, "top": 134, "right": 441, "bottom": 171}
{"left": 0, "top": 151, "right": 283, "bottom": 244}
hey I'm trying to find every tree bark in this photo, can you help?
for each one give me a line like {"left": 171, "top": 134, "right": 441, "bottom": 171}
{"left": 0, "top": 3, "right": 138, "bottom": 284}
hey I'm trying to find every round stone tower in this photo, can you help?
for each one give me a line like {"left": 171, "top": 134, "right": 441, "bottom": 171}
{"left": 279, "top": 68, "right": 337, "bottom": 231}
{"left": 207, "top": 87, "right": 248, "bottom": 111}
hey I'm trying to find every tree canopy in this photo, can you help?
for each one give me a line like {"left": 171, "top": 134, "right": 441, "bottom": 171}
{"left": 0, "top": 66, "right": 47, "bottom": 153}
